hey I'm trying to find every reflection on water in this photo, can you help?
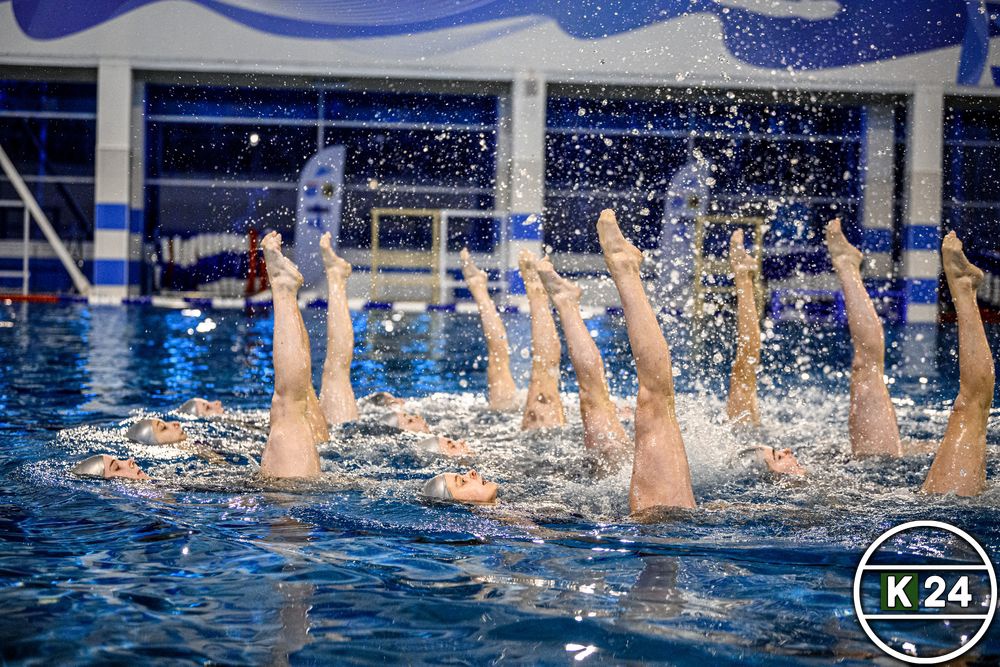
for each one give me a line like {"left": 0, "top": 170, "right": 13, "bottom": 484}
{"left": 1, "top": 303, "right": 999, "bottom": 663}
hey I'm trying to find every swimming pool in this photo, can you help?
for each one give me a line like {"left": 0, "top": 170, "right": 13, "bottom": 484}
{"left": 1, "top": 302, "right": 999, "bottom": 664}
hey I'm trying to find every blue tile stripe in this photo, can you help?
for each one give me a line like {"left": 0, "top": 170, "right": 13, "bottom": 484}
{"left": 904, "top": 278, "right": 939, "bottom": 304}
{"left": 506, "top": 269, "right": 525, "bottom": 295}
{"left": 904, "top": 225, "right": 940, "bottom": 251}
{"left": 129, "top": 208, "right": 144, "bottom": 235}
{"left": 862, "top": 228, "right": 893, "bottom": 253}
{"left": 508, "top": 213, "right": 542, "bottom": 241}
{"left": 92, "top": 259, "right": 142, "bottom": 286}
{"left": 95, "top": 203, "right": 129, "bottom": 231}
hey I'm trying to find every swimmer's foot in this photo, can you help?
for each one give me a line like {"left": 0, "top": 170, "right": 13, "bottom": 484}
{"left": 825, "top": 218, "right": 862, "bottom": 273}
{"left": 729, "top": 229, "right": 755, "bottom": 275}
{"left": 942, "top": 231, "right": 983, "bottom": 293}
{"left": 319, "top": 232, "right": 351, "bottom": 282}
{"left": 460, "top": 248, "right": 488, "bottom": 293}
{"left": 261, "top": 231, "right": 303, "bottom": 293}
{"left": 536, "top": 255, "right": 582, "bottom": 309}
{"left": 597, "top": 209, "right": 643, "bottom": 275}
{"left": 518, "top": 249, "right": 544, "bottom": 292}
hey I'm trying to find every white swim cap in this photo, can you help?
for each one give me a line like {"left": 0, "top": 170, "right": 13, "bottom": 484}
{"left": 126, "top": 419, "right": 159, "bottom": 446}
{"left": 72, "top": 455, "right": 106, "bottom": 477}
{"left": 421, "top": 473, "right": 453, "bottom": 500}
{"left": 177, "top": 399, "right": 202, "bottom": 415}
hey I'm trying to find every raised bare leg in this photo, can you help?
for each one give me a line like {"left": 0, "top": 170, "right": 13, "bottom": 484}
{"left": 303, "top": 341, "right": 329, "bottom": 442}
{"left": 727, "top": 229, "right": 761, "bottom": 427}
{"left": 260, "top": 231, "right": 322, "bottom": 478}
{"left": 923, "top": 232, "right": 994, "bottom": 496}
{"left": 826, "top": 218, "right": 902, "bottom": 457}
{"left": 318, "top": 232, "right": 359, "bottom": 425}
{"left": 537, "top": 255, "right": 630, "bottom": 469}
{"left": 519, "top": 250, "right": 566, "bottom": 430}
{"left": 597, "top": 209, "right": 695, "bottom": 511}
{"left": 460, "top": 248, "right": 519, "bottom": 411}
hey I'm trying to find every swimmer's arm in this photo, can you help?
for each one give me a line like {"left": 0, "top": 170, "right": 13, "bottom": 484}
{"left": 175, "top": 442, "right": 227, "bottom": 465}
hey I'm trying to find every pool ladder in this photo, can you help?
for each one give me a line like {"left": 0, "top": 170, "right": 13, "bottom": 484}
{"left": 0, "top": 143, "right": 91, "bottom": 296}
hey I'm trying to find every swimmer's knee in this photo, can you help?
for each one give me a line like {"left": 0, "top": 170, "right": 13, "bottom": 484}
{"left": 953, "top": 389, "right": 991, "bottom": 416}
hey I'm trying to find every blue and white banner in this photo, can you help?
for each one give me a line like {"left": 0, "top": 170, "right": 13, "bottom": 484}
{"left": 294, "top": 145, "right": 346, "bottom": 290}
{"left": 4, "top": 1, "right": 1000, "bottom": 87}
{"left": 656, "top": 154, "right": 713, "bottom": 310}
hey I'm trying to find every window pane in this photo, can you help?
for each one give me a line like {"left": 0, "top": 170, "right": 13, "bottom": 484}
{"left": 325, "top": 90, "right": 497, "bottom": 126}
{"left": 326, "top": 127, "right": 495, "bottom": 189}
{"left": 0, "top": 80, "right": 96, "bottom": 114}
{"left": 147, "top": 122, "right": 317, "bottom": 180}
{"left": 148, "top": 84, "right": 319, "bottom": 120}
{"left": 146, "top": 184, "right": 296, "bottom": 237}
{"left": 0, "top": 117, "right": 96, "bottom": 176}
{"left": 0, "top": 179, "right": 94, "bottom": 241}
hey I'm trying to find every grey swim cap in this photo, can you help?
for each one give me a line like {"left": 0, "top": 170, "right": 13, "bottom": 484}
{"left": 178, "top": 399, "right": 202, "bottom": 415}
{"left": 421, "top": 473, "right": 453, "bottom": 500}
{"left": 365, "top": 392, "right": 399, "bottom": 407}
{"left": 72, "top": 455, "right": 106, "bottom": 477}
{"left": 415, "top": 436, "right": 441, "bottom": 451}
{"left": 126, "top": 419, "right": 159, "bottom": 446}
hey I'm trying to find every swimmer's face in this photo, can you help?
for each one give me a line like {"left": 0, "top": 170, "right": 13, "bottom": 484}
{"left": 102, "top": 455, "right": 150, "bottom": 480}
{"left": 437, "top": 436, "right": 471, "bottom": 457}
{"left": 191, "top": 398, "right": 224, "bottom": 417}
{"left": 151, "top": 419, "right": 187, "bottom": 444}
{"left": 444, "top": 469, "right": 498, "bottom": 504}
{"left": 758, "top": 447, "right": 805, "bottom": 476}
{"left": 396, "top": 412, "right": 430, "bottom": 433}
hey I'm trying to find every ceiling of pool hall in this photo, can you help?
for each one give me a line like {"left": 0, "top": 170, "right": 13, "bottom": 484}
{"left": 0, "top": 0, "right": 998, "bottom": 89}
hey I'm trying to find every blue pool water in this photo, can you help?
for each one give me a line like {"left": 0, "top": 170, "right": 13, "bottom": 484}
{"left": 2, "top": 302, "right": 1000, "bottom": 664}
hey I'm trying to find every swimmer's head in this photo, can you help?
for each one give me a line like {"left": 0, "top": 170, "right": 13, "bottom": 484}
{"left": 383, "top": 411, "right": 430, "bottom": 433}
{"left": 178, "top": 398, "right": 224, "bottom": 417}
{"left": 739, "top": 446, "right": 805, "bottom": 477}
{"left": 126, "top": 418, "right": 187, "bottom": 446}
{"left": 415, "top": 435, "right": 472, "bottom": 457}
{"left": 72, "top": 454, "right": 150, "bottom": 480}
{"left": 422, "top": 469, "right": 498, "bottom": 504}
{"left": 365, "top": 391, "right": 405, "bottom": 408}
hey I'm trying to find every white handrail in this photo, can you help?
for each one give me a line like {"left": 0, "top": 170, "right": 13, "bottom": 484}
{"left": 0, "top": 143, "right": 91, "bottom": 295}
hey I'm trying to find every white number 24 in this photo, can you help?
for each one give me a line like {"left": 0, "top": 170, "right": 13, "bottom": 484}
{"left": 924, "top": 576, "right": 972, "bottom": 608}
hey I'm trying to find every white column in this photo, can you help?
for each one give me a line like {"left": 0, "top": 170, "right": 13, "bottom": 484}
{"left": 129, "top": 80, "right": 145, "bottom": 294}
{"left": 902, "top": 85, "right": 944, "bottom": 324}
{"left": 502, "top": 71, "right": 546, "bottom": 300}
{"left": 860, "top": 104, "right": 895, "bottom": 281}
{"left": 93, "top": 60, "right": 134, "bottom": 299}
